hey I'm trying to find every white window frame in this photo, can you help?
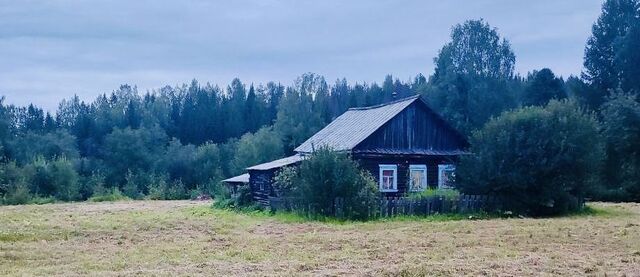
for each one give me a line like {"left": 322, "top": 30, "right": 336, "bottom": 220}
{"left": 379, "top": 164, "right": 398, "bottom": 192}
{"left": 409, "top": 164, "right": 428, "bottom": 192}
{"left": 438, "top": 164, "right": 456, "bottom": 189}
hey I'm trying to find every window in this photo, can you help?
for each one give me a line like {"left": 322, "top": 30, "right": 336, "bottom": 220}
{"left": 438, "top": 164, "right": 456, "bottom": 189}
{"left": 409, "top": 165, "right": 428, "bottom": 191}
{"left": 379, "top": 164, "right": 397, "bottom": 192}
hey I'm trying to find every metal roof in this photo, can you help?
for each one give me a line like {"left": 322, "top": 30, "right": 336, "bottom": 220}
{"left": 294, "top": 95, "right": 422, "bottom": 153}
{"left": 246, "top": 154, "right": 305, "bottom": 171}
{"left": 353, "top": 149, "right": 469, "bottom": 155}
{"left": 222, "top": 173, "right": 249, "bottom": 183}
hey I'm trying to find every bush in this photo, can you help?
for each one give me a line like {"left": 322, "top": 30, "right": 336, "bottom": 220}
{"left": 28, "top": 196, "right": 57, "bottom": 205}
{"left": 458, "top": 100, "right": 602, "bottom": 216}
{"left": 89, "top": 187, "right": 129, "bottom": 202}
{"left": 274, "top": 148, "right": 380, "bottom": 220}
{"left": 49, "top": 157, "right": 81, "bottom": 201}
{"left": 147, "top": 177, "right": 168, "bottom": 200}
{"left": 213, "top": 183, "right": 254, "bottom": 209}
{"left": 232, "top": 184, "right": 254, "bottom": 207}
{"left": 146, "top": 176, "right": 189, "bottom": 200}
{"left": 2, "top": 181, "right": 32, "bottom": 205}
{"left": 406, "top": 188, "right": 460, "bottom": 200}
{"left": 165, "top": 180, "right": 188, "bottom": 200}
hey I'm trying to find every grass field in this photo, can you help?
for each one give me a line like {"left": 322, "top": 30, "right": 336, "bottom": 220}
{"left": 1, "top": 201, "right": 639, "bottom": 276}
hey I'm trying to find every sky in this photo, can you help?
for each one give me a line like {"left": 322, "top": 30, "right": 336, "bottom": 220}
{"left": 0, "top": 0, "right": 604, "bottom": 111}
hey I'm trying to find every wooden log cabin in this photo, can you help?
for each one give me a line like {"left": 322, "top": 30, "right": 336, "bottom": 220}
{"left": 223, "top": 95, "right": 469, "bottom": 204}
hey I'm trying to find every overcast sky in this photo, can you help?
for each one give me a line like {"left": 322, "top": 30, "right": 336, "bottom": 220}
{"left": 0, "top": 0, "right": 604, "bottom": 111}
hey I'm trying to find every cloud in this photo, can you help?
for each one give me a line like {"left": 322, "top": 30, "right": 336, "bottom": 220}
{"left": 0, "top": 0, "right": 603, "bottom": 111}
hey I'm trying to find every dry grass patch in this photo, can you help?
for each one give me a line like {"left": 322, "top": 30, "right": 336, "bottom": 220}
{"left": 1, "top": 201, "right": 639, "bottom": 276}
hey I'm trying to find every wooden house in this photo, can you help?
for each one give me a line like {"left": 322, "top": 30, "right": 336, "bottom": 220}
{"left": 223, "top": 95, "right": 468, "bottom": 203}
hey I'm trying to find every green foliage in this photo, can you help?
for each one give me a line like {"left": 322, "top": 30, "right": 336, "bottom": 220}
{"left": 2, "top": 15, "right": 640, "bottom": 209}
{"left": 598, "top": 92, "right": 640, "bottom": 201}
{"left": 123, "top": 170, "right": 143, "bottom": 199}
{"left": 6, "top": 130, "right": 79, "bottom": 165}
{"left": 274, "top": 148, "right": 380, "bottom": 220}
{"left": 615, "top": 19, "right": 640, "bottom": 94}
{"left": 146, "top": 176, "right": 169, "bottom": 200}
{"left": 81, "top": 172, "right": 106, "bottom": 200}
{"left": 583, "top": 0, "right": 640, "bottom": 106}
{"left": 28, "top": 196, "right": 56, "bottom": 205}
{"left": 48, "top": 157, "right": 81, "bottom": 201}
{"left": 405, "top": 188, "right": 460, "bottom": 200}
{"left": 103, "top": 125, "right": 168, "bottom": 185}
{"left": 458, "top": 100, "right": 602, "bottom": 216}
{"left": 272, "top": 166, "right": 298, "bottom": 197}
{"left": 20, "top": 157, "right": 81, "bottom": 202}
{"left": 2, "top": 181, "right": 31, "bottom": 205}
{"left": 425, "top": 19, "right": 517, "bottom": 134}
{"left": 146, "top": 175, "right": 188, "bottom": 200}
{"left": 434, "top": 19, "right": 515, "bottom": 79}
{"left": 233, "top": 184, "right": 255, "bottom": 208}
{"left": 212, "top": 184, "right": 259, "bottom": 211}
{"left": 88, "top": 187, "right": 129, "bottom": 202}
{"left": 231, "top": 127, "right": 284, "bottom": 175}
{"left": 274, "top": 73, "right": 327, "bottom": 152}
{"left": 522, "top": 68, "right": 567, "bottom": 106}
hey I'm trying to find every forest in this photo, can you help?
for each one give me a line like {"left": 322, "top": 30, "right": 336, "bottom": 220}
{"left": 1, "top": 0, "right": 639, "bottom": 205}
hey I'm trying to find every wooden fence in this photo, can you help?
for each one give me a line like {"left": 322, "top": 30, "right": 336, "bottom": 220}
{"left": 269, "top": 195, "right": 503, "bottom": 218}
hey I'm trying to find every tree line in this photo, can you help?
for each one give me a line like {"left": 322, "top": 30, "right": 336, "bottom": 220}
{"left": 1, "top": 0, "right": 639, "bottom": 205}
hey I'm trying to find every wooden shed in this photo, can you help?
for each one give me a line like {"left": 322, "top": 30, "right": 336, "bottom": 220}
{"left": 224, "top": 95, "right": 468, "bottom": 203}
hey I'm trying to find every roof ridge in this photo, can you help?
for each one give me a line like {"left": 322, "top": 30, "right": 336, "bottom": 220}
{"left": 347, "top": 94, "right": 420, "bottom": 111}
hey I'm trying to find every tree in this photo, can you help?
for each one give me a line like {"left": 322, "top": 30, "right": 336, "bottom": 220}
{"left": 274, "top": 75, "right": 325, "bottom": 152}
{"left": 156, "top": 139, "right": 197, "bottom": 188}
{"left": 458, "top": 100, "right": 602, "bottom": 216}
{"left": 599, "top": 92, "right": 640, "bottom": 201}
{"left": 0, "top": 97, "right": 10, "bottom": 157}
{"left": 192, "top": 142, "right": 225, "bottom": 195}
{"left": 231, "top": 127, "right": 284, "bottom": 175}
{"left": 522, "top": 68, "right": 567, "bottom": 106}
{"left": 6, "top": 130, "right": 79, "bottom": 164}
{"left": 102, "top": 126, "right": 168, "bottom": 186}
{"left": 425, "top": 19, "right": 517, "bottom": 134}
{"left": 226, "top": 78, "right": 247, "bottom": 138}
{"left": 583, "top": 0, "right": 640, "bottom": 105}
{"left": 566, "top": 76, "right": 600, "bottom": 108}
{"left": 615, "top": 18, "right": 640, "bottom": 94}
{"left": 49, "top": 157, "right": 81, "bottom": 201}
{"left": 244, "top": 84, "right": 262, "bottom": 133}
{"left": 125, "top": 100, "right": 142, "bottom": 129}
{"left": 265, "top": 82, "right": 284, "bottom": 124}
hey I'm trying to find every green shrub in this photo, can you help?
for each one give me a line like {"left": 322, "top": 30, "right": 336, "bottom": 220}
{"left": 88, "top": 187, "right": 129, "bottom": 202}
{"left": 147, "top": 177, "right": 167, "bottom": 200}
{"left": 458, "top": 100, "right": 601, "bottom": 216}
{"left": 274, "top": 148, "right": 380, "bottom": 220}
{"left": 146, "top": 177, "right": 189, "bottom": 200}
{"left": 165, "top": 180, "right": 187, "bottom": 200}
{"left": 29, "top": 196, "right": 57, "bottom": 205}
{"left": 49, "top": 157, "right": 81, "bottom": 201}
{"left": 406, "top": 188, "right": 460, "bottom": 200}
{"left": 2, "top": 181, "right": 32, "bottom": 205}
{"left": 232, "top": 184, "right": 254, "bottom": 207}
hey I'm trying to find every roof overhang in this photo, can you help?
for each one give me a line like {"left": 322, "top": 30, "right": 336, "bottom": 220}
{"left": 246, "top": 154, "right": 305, "bottom": 171}
{"left": 222, "top": 173, "right": 250, "bottom": 184}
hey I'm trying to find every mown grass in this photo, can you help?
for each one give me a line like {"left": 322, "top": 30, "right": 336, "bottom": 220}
{"left": 1, "top": 201, "right": 639, "bottom": 276}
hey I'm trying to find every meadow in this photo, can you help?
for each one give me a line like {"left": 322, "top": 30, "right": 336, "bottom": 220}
{"left": 1, "top": 200, "right": 639, "bottom": 276}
